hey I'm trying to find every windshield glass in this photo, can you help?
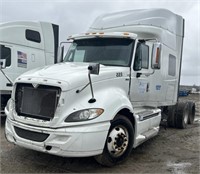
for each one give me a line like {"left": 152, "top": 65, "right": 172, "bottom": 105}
{"left": 63, "top": 38, "right": 134, "bottom": 67}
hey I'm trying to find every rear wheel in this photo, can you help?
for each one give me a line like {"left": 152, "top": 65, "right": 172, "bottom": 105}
{"left": 187, "top": 101, "right": 195, "bottom": 124}
{"left": 95, "top": 115, "right": 134, "bottom": 166}
{"left": 175, "top": 102, "right": 189, "bottom": 129}
{"left": 167, "top": 105, "right": 176, "bottom": 128}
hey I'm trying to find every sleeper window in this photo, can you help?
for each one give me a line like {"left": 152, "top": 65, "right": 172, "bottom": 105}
{"left": 26, "top": 29, "right": 41, "bottom": 43}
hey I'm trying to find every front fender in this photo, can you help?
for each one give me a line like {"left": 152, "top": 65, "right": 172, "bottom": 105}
{"left": 63, "top": 87, "right": 133, "bottom": 123}
{"left": 96, "top": 87, "right": 134, "bottom": 121}
{"left": 54, "top": 79, "right": 134, "bottom": 127}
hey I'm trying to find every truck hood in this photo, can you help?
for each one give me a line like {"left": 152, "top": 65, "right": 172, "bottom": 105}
{"left": 19, "top": 62, "right": 129, "bottom": 90}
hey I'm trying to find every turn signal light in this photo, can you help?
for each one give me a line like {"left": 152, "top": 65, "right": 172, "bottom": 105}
{"left": 123, "top": 32, "right": 129, "bottom": 35}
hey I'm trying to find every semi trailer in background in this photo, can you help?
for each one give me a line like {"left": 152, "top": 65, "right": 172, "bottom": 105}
{"left": 0, "top": 21, "right": 59, "bottom": 116}
{"left": 5, "top": 9, "right": 195, "bottom": 166}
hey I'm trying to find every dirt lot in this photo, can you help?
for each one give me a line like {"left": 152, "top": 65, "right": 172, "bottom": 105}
{"left": 0, "top": 94, "right": 199, "bottom": 173}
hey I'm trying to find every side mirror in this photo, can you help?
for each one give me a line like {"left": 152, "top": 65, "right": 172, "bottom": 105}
{"left": 152, "top": 42, "right": 161, "bottom": 69}
{"left": 88, "top": 63, "right": 100, "bottom": 75}
{"left": 56, "top": 46, "right": 64, "bottom": 63}
{"left": 0, "top": 59, "right": 6, "bottom": 69}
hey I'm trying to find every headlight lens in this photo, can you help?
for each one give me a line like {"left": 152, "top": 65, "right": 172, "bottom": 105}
{"left": 65, "top": 108, "right": 104, "bottom": 122}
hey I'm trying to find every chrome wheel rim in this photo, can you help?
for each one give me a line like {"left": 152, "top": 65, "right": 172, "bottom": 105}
{"left": 184, "top": 111, "right": 189, "bottom": 124}
{"left": 107, "top": 125, "right": 129, "bottom": 157}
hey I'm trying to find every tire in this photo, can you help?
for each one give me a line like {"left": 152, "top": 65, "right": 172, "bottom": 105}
{"left": 95, "top": 115, "right": 134, "bottom": 167}
{"left": 188, "top": 101, "right": 195, "bottom": 124}
{"left": 175, "top": 102, "right": 189, "bottom": 129}
{"left": 167, "top": 105, "right": 176, "bottom": 128}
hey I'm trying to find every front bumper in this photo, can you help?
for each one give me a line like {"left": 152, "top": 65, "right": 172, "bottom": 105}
{"left": 5, "top": 118, "right": 110, "bottom": 157}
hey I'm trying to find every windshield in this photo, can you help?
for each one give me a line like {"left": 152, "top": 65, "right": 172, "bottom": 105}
{"left": 63, "top": 38, "right": 134, "bottom": 67}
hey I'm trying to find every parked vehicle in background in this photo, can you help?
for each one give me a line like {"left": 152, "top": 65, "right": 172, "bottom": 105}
{"left": 0, "top": 21, "right": 59, "bottom": 116}
{"left": 179, "top": 89, "right": 189, "bottom": 96}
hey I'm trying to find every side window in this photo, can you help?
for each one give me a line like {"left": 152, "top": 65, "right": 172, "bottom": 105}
{"left": 168, "top": 54, "right": 176, "bottom": 76}
{"left": 0, "top": 45, "right": 11, "bottom": 67}
{"left": 25, "top": 29, "right": 41, "bottom": 43}
{"left": 141, "top": 44, "right": 149, "bottom": 69}
{"left": 133, "top": 42, "right": 149, "bottom": 71}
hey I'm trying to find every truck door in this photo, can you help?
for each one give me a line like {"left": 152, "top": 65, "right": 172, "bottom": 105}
{"left": 130, "top": 41, "right": 165, "bottom": 107}
{"left": 130, "top": 41, "right": 161, "bottom": 135}
{"left": 130, "top": 41, "right": 151, "bottom": 105}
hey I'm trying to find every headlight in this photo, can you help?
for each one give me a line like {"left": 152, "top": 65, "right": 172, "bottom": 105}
{"left": 65, "top": 108, "right": 104, "bottom": 122}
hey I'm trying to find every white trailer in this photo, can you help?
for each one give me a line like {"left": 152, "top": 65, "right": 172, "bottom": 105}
{"left": 5, "top": 9, "right": 195, "bottom": 166}
{"left": 0, "top": 21, "right": 59, "bottom": 116}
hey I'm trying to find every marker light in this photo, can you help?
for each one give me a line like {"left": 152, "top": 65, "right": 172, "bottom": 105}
{"left": 123, "top": 32, "right": 130, "bottom": 35}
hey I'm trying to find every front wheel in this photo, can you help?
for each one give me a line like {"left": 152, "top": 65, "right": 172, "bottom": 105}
{"left": 95, "top": 115, "right": 134, "bottom": 166}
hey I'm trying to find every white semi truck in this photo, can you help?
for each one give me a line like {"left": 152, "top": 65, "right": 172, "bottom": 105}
{"left": 5, "top": 9, "right": 195, "bottom": 166}
{"left": 0, "top": 21, "right": 59, "bottom": 116}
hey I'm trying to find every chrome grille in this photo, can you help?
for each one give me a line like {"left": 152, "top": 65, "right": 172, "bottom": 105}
{"left": 15, "top": 83, "right": 61, "bottom": 121}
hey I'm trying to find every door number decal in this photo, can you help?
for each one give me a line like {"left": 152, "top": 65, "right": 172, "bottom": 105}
{"left": 116, "top": 72, "right": 123, "bottom": 77}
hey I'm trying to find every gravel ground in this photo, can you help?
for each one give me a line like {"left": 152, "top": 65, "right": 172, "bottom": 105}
{"left": 0, "top": 94, "right": 199, "bottom": 173}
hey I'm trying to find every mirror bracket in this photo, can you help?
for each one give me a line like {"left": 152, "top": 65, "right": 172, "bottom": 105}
{"left": 0, "top": 59, "right": 6, "bottom": 69}
{"left": 56, "top": 46, "right": 64, "bottom": 63}
{"left": 88, "top": 63, "right": 100, "bottom": 103}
